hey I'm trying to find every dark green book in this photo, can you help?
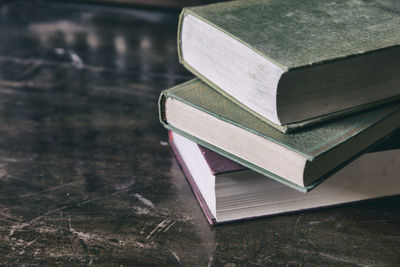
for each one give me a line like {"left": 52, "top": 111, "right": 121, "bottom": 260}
{"left": 159, "top": 79, "right": 400, "bottom": 192}
{"left": 178, "top": 0, "right": 400, "bottom": 132}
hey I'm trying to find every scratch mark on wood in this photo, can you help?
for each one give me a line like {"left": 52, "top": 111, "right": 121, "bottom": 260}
{"left": 0, "top": 210, "right": 18, "bottom": 222}
{"left": 319, "top": 252, "right": 369, "bottom": 267}
{"left": 207, "top": 256, "right": 213, "bottom": 267}
{"left": 140, "top": 223, "right": 150, "bottom": 234}
{"left": 9, "top": 222, "right": 31, "bottom": 236}
{"left": 170, "top": 250, "right": 181, "bottom": 265}
{"left": 25, "top": 234, "right": 43, "bottom": 247}
{"left": 133, "top": 206, "right": 150, "bottom": 215}
{"left": 264, "top": 253, "right": 276, "bottom": 263}
{"left": 163, "top": 221, "right": 176, "bottom": 232}
{"left": 134, "top": 193, "right": 154, "bottom": 209}
{"left": 308, "top": 216, "right": 336, "bottom": 226}
{"left": 146, "top": 218, "right": 170, "bottom": 240}
{"left": 134, "top": 193, "right": 155, "bottom": 208}
{"left": 0, "top": 181, "right": 82, "bottom": 200}
{"left": 69, "top": 216, "right": 92, "bottom": 241}
{"left": 9, "top": 189, "right": 130, "bottom": 236}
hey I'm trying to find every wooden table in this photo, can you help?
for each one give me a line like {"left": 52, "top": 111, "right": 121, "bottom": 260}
{"left": 0, "top": 1, "right": 399, "bottom": 265}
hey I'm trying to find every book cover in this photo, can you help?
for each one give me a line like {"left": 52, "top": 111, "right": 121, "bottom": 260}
{"left": 159, "top": 79, "right": 400, "bottom": 192}
{"left": 180, "top": 0, "right": 400, "bottom": 70}
{"left": 177, "top": 0, "right": 400, "bottom": 131}
{"left": 169, "top": 130, "right": 400, "bottom": 224}
{"left": 199, "top": 145, "right": 246, "bottom": 175}
{"left": 175, "top": 130, "right": 400, "bottom": 174}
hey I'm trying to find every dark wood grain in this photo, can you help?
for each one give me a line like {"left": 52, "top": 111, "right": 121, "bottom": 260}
{"left": 0, "top": 1, "right": 399, "bottom": 266}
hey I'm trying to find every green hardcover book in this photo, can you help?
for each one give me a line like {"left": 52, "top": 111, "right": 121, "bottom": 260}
{"left": 178, "top": 0, "right": 400, "bottom": 132}
{"left": 159, "top": 79, "right": 400, "bottom": 192}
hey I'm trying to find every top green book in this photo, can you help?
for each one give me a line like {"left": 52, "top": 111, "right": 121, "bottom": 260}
{"left": 178, "top": 0, "right": 400, "bottom": 132}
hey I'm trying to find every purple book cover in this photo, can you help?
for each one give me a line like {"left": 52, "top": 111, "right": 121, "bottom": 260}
{"left": 198, "top": 146, "right": 246, "bottom": 175}
{"left": 168, "top": 130, "right": 400, "bottom": 224}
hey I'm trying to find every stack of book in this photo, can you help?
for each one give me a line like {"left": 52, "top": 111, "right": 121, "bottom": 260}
{"left": 158, "top": 0, "right": 400, "bottom": 224}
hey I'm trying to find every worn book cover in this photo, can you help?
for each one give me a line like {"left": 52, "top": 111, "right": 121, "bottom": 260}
{"left": 178, "top": 0, "right": 400, "bottom": 131}
{"left": 159, "top": 79, "right": 400, "bottom": 192}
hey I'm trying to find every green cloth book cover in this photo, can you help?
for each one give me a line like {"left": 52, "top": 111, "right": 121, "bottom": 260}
{"left": 159, "top": 79, "right": 400, "bottom": 192}
{"left": 177, "top": 0, "right": 400, "bottom": 132}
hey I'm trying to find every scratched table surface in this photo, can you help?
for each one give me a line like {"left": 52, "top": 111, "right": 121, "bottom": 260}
{"left": 0, "top": 1, "right": 399, "bottom": 266}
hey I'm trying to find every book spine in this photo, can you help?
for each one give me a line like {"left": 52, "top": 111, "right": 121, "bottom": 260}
{"left": 158, "top": 83, "right": 312, "bottom": 192}
{"left": 158, "top": 90, "right": 167, "bottom": 125}
{"left": 168, "top": 131, "right": 217, "bottom": 225}
{"left": 159, "top": 101, "right": 309, "bottom": 193}
{"left": 177, "top": 9, "right": 185, "bottom": 66}
{"left": 159, "top": 89, "right": 400, "bottom": 193}
{"left": 177, "top": 11, "right": 292, "bottom": 132}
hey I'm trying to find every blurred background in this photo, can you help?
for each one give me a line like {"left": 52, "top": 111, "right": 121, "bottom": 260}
{"left": 78, "top": 0, "right": 225, "bottom": 8}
